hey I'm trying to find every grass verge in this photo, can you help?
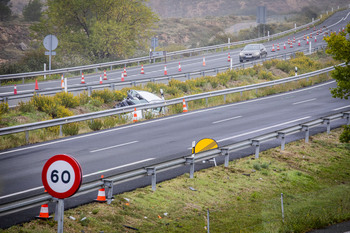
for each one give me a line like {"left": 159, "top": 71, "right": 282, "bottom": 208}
{"left": 2, "top": 128, "right": 350, "bottom": 232}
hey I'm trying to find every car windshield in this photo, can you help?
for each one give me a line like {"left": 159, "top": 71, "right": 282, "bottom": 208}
{"left": 243, "top": 44, "right": 260, "bottom": 50}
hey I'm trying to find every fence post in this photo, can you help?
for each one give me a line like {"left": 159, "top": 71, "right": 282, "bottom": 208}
{"left": 103, "top": 179, "right": 114, "bottom": 204}
{"left": 252, "top": 140, "right": 260, "bottom": 159}
{"left": 281, "top": 193, "right": 285, "bottom": 223}
{"left": 278, "top": 132, "right": 286, "bottom": 151}
{"left": 185, "top": 157, "right": 195, "bottom": 179}
{"left": 146, "top": 167, "right": 157, "bottom": 191}
{"left": 221, "top": 148, "right": 229, "bottom": 167}
{"left": 302, "top": 125, "right": 310, "bottom": 143}
{"left": 207, "top": 208, "right": 210, "bottom": 233}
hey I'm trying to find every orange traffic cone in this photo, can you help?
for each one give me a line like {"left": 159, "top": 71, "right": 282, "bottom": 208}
{"left": 182, "top": 99, "right": 188, "bottom": 113}
{"left": 309, "top": 33, "right": 312, "bottom": 38}
{"left": 304, "top": 34, "right": 306, "bottom": 40}
{"left": 36, "top": 204, "right": 52, "bottom": 219}
{"left": 293, "top": 37, "right": 296, "bottom": 43}
{"left": 290, "top": 42, "right": 293, "bottom": 48}
{"left": 277, "top": 43, "right": 280, "bottom": 51}
{"left": 99, "top": 75, "right": 103, "bottom": 84}
{"left": 298, "top": 40, "right": 301, "bottom": 46}
{"left": 283, "top": 43, "right": 286, "bottom": 49}
{"left": 103, "top": 70, "right": 107, "bottom": 80}
{"left": 35, "top": 80, "right": 39, "bottom": 90}
{"left": 133, "top": 108, "right": 137, "bottom": 123}
{"left": 314, "top": 36, "right": 317, "bottom": 43}
{"left": 121, "top": 72, "right": 124, "bottom": 81}
{"left": 164, "top": 65, "right": 167, "bottom": 75}
{"left": 94, "top": 188, "right": 107, "bottom": 202}
{"left": 81, "top": 73, "right": 86, "bottom": 84}
{"left": 14, "top": 84, "right": 17, "bottom": 94}
{"left": 306, "top": 38, "right": 309, "bottom": 45}
{"left": 141, "top": 65, "right": 145, "bottom": 74}
{"left": 178, "top": 62, "right": 182, "bottom": 72}
{"left": 307, "top": 26, "right": 309, "bottom": 30}
{"left": 123, "top": 67, "right": 127, "bottom": 77}
{"left": 202, "top": 57, "right": 206, "bottom": 66}
{"left": 271, "top": 44, "right": 275, "bottom": 52}
{"left": 61, "top": 75, "right": 64, "bottom": 88}
{"left": 227, "top": 53, "right": 231, "bottom": 62}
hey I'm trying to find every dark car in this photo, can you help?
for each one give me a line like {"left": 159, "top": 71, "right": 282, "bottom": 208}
{"left": 239, "top": 44, "right": 267, "bottom": 62}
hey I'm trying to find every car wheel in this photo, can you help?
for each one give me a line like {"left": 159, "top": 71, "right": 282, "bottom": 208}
{"left": 240, "top": 59, "right": 243, "bottom": 63}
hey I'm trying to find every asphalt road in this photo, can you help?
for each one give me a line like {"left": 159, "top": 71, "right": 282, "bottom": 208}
{"left": 0, "top": 9, "right": 350, "bottom": 229}
{"left": 0, "top": 10, "right": 349, "bottom": 107}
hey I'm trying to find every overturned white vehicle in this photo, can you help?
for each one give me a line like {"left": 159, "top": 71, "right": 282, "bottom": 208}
{"left": 114, "top": 90, "right": 165, "bottom": 120}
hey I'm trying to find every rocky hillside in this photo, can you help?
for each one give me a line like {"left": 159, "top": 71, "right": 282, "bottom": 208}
{"left": 148, "top": 0, "right": 347, "bottom": 18}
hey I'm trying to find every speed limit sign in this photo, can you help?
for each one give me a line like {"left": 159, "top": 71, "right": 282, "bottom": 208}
{"left": 42, "top": 154, "right": 82, "bottom": 199}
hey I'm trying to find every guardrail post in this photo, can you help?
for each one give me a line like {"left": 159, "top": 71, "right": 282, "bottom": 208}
{"left": 59, "top": 125, "right": 62, "bottom": 137}
{"left": 252, "top": 140, "right": 260, "bottom": 159}
{"left": 110, "top": 65, "right": 113, "bottom": 71}
{"left": 132, "top": 81, "right": 136, "bottom": 86}
{"left": 187, "top": 73, "right": 190, "bottom": 80}
{"left": 95, "top": 68, "right": 98, "bottom": 73}
{"left": 343, "top": 113, "right": 350, "bottom": 125}
{"left": 25, "top": 130, "right": 29, "bottom": 144}
{"left": 185, "top": 157, "right": 195, "bottom": 178}
{"left": 103, "top": 179, "right": 114, "bottom": 204}
{"left": 216, "top": 68, "right": 219, "bottom": 75}
{"left": 151, "top": 78, "right": 155, "bottom": 83}
{"left": 110, "top": 83, "right": 115, "bottom": 91}
{"left": 206, "top": 97, "right": 208, "bottom": 107}
{"left": 323, "top": 118, "right": 331, "bottom": 134}
{"left": 278, "top": 132, "right": 286, "bottom": 151}
{"left": 146, "top": 167, "right": 157, "bottom": 191}
{"left": 202, "top": 71, "right": 205, "bottom": 77}
{"left": 302, "top": 125, "right": 310, "bottom": 143}
{"left": 221, "top": 148, "right": 229, "bottom": 167}
{"left": 224, "top": 94, "right": 226, "bottom": 104}
{"left": 88, "top": 86, "right": 92, "bottom": 97}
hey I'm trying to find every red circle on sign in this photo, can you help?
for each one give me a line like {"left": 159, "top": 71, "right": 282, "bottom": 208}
{"left": 42, "top": 154, "right": 82, "bottom": 199}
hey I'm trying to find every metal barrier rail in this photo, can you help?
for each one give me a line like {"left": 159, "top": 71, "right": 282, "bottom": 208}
{"left": 0, "top": 17, "right": 322, "bottom": 81}
{"left": 0, "top": 110, "right": 349, "bottom": 216}
{"left": 0, "top": 61, "right": 345, "bottom": 138}
{"left": 0, "top": 45, "right": 328, "bottom": 102}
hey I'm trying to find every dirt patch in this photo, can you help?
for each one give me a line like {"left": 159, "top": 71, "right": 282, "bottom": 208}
{"left": 270, "top": 67, "right": 289, "bottom": 78}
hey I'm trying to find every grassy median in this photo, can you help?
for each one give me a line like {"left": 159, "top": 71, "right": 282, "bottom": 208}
{"left": 2, "top": 127, "right": 350, "bottom": 232}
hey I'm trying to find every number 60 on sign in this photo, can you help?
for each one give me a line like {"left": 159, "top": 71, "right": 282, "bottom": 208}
{"left": 42, "top": 154, "right": 82, "bottom": 199}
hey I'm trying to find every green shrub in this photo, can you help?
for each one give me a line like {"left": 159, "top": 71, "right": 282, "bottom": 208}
{"left": 54, "top": 92, "right": 79, "bottom": 108}
{"left": 103, "top": 116, "right": 116, "bottom": 129}
{"left": 114, "top": 90, "right": 127, "bottom": 102}
{"left": 0, "top": 102, "right": 9, "bottom": 119}
{"left": 90, "top": 96, "right": 104, "bottom": 107}
{"left": 253, "top": 162, "right": 261, "bottom": 171}
{"left": 62, "top": 123, "right": 79, "bottom": 136}
{"left": 92, "top": 89, "right": 115, "bottom": 103}
{"left": 276, "top": 61, "right": 293, "bottom": 73}
{"left": 78, "top": 91, "right": 90, "bottom": 105}
{"left": 88, "top": 119, "right": 103, "bottom": 131}
{"left": 18, "top": 101, "right": 35, "bottom": 113}
{"left": 339, "top": 125, "right": 350, "bottom": 143}
{"left": 56, "top": 106, "right": 74, "bottom": 118}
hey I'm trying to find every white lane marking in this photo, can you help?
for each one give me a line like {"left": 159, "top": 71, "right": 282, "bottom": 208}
{"left": 213, "top": 116, "right": 242, "bottom": 124}
{"left": 0, "top": 81, "right": 335, "bottom": 156}
{"left": 83, "top": 158, "right": 154, "bottom": 178}
{"left": 293, "top": 98, "right": 317, "bottom": 105}
{"left": 217, "top": 116, "right": 311, "bottom": 142}
{"left": 0, "top": 158, "right": 154, "bottom": 199}
{"left": 333, "top": 105, "right": 350, "bottom": 111}
{"left": 90, "top": 141, "right": 138, "bottom": 153}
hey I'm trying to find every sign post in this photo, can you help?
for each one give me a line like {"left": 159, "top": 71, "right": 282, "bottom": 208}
{"left": 43, "top": 35, "right": 58, "bottom": 71}
{"left": 42, "top": 154, "right": 82, "bottom": 233}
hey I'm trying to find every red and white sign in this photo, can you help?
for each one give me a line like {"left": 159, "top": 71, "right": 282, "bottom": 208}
{"left": 42, "top": 154, "right": 82, "bottom": 199}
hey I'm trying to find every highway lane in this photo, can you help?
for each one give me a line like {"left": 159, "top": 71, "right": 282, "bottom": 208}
{"left": 1, "top": 80, "right": 349, "bottom": 200}
{"left": 0, "top": 9, "right": 349, "bottom": 105}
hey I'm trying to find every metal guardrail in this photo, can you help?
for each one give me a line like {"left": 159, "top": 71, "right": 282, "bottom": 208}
{"left": 0, "top": 17, "right": 322, "bottom": 81}
{"left": 0, "top": 61, "right": 345, "bottom": 138}
{"left": 0, "top": 110, "right": 349, "bottom": 216}
{"left": 0, "top": 45, "right": 329, "bottom": 102}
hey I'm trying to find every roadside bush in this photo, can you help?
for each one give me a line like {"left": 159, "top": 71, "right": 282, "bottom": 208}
{"left": 32, "top": 94, "right": 56, "bottom": 112}
{"left": 90, "top": 96, "right": 104, "bottom": 107}
{"left": 0, "top": 102, "right": 9, "bottom": 115}
{"left": 54, "top": 92, "right": 79, "bottom": 108}
{"left": 92, "top": 89, "right": 115, "bottom": 104}
{"left": 339, "top": 125, "right": 350, "bottom": 143}
{"left": 56, "top": 106, "right": 74, "bottom": 118}
{"left": 103, "top": 116, "right": 116, "bottom": 129}
{"left": 62, "top": 123, "right": 79, "bottom": 136}
{"left": 77, "top": 91, "right": 90, "bottom": 105}
{"left": 88, "top": 119, "right": 103, "bottom": 131}
{"left": 258, "top": 70, "right": 276, "bottom": 80}
{"left": 114, "top": 90, "right": 127, "bottom": 102}
{"left": 276, "top": 61, "right": 293, "bottom": 73}
{"left": 18, "top": 101, "right": 35, "bottom": 113}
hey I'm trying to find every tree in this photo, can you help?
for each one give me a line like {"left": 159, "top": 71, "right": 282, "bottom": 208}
{"left": 325, "top": 23, "right": 350, "bottom": 100}
{"left": 0, "top": 0, "right": 12, "bottom": 21}
{"left": 31, "top": 0, "right": 159, "bottom": 62}
{"left": 23, "top": 0, "right": 43, "bottom": 22}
